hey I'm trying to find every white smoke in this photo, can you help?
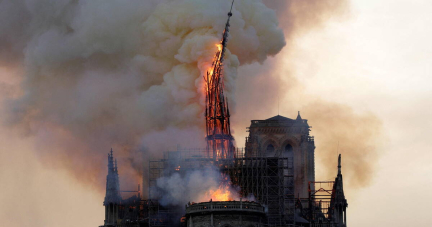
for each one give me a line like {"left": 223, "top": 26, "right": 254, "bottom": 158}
{"left": 155, "top": 166, "right": 240, "bottom": 206}
{"left": 1, "top": 0, "right": 285, "bottom": 190}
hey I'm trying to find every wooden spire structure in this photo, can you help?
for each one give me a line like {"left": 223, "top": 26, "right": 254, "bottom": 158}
{"left": 205, "top": 1, "right": 235, "bottom": 160}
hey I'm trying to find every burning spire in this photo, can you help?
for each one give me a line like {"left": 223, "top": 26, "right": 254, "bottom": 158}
{"left": 205, "top": 1, "right": 235, "bottom": 160}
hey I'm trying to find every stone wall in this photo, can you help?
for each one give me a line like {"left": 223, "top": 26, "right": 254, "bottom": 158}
{"left": 185, "top": 201, "right": 266, "bottom": 227}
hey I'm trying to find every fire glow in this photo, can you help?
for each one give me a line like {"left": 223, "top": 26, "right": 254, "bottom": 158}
{"left": 205, "top": 184, "right": 237, "bottom": 201}
{"left": 204, "top": 40, "right": 235, "bottom": 161}
{"left": 204, "top": 43, "right": 223, "bottom": 93}
{"left": 201, "top": 173, "right": 240, "bottom": 202}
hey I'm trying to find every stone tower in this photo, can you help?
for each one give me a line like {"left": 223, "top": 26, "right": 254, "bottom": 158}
{"left": 330, "top": 154, "right": 348, "bottom": 227}
{"left": 103, "top": 149, "right": 122, "bottom": 226}
{"left": 245, "top": 112, "right": 315, "bottom": 198}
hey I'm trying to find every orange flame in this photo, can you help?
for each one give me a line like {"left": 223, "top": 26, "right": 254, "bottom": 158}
{"left": 207, "top": 44, "right": 222, "bottom": 80}
{"left": 206, "top": 184, "right": 236, "bottom": 201}
{"left": 192, "top": 173, "right": 241, "bottom": 203}
{"left": 216, "top": 43, "right": 222, "bottom": 52}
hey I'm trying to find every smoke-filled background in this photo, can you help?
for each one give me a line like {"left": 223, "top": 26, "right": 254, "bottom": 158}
{"left": 0, "top": 0, "right": 287, "bottom": 191}
{"left": 1, "top": 0, "right": 432, "bottom": 227}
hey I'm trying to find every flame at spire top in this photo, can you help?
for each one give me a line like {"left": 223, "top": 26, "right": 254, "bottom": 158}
{"left": 204, "top": 1, "right": 236, "bottom": 160}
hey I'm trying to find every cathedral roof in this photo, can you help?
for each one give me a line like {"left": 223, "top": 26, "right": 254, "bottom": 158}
{"left": 265, "top": 115, "right": 295, "bottom": 122}
{"left": 251, "top": 113, "right": 308, "bottom": 128}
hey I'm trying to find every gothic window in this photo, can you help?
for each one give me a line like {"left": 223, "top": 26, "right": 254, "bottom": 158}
{"left": 266, "top": 144, "right": 275, "bottom": 153}
{"left": 284, "top": 144, "right": 294, "bottom": 157}
{"left": 285, "top": 144, "right": 293, "bottom": 153}
{"left": 283, "top": 144, "right": 294, "bottom": 168}
{"left": 265, "top": 143, "right": 275, "bottom": 157}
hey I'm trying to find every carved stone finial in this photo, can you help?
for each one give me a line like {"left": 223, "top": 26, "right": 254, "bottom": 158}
{"left": 296, "top": 111, "right": 302, "bottom": 121}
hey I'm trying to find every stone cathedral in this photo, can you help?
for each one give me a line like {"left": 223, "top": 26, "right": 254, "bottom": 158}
{"left": 245, "top": 113, "right": 315, "bottom": 198}
{"left": 99, "top": 2, "right": 348, "bottom": 225}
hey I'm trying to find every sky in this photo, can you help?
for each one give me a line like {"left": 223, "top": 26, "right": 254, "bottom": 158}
{"left": 275, "top": 0, "right": 432, "bottom": 226}
{"left": 1, "top": 0, "right": 432, "bottom": 226}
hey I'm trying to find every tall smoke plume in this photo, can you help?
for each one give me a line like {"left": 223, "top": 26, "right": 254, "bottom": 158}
{"left": 0, "top": 0, "right": 381, "bottom": 195}
{"left": 0, "top": 0, "right": 285, "bottom": 191}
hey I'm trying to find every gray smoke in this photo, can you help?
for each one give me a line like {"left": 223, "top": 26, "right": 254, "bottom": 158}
{"left": 0, "top": 0, "right": 285, "bottom": 191}
{"left": 155, "top": 166, "right": 240, "bottom": 206}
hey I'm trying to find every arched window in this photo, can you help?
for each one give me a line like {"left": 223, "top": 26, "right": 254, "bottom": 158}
{"left": 267, "top": 144, "right": 275, "bottom": 152}
{"left": 283, "top": 144, "right": 294, "bottom": 168}
{"left": 284, "top": 144, "right": 294, "bottom": 157}
{"left": 285, "top": 144, "right": 293, "bottom": 153}
{"left": 266, "top": 144, "right": 275, "bottom": 157}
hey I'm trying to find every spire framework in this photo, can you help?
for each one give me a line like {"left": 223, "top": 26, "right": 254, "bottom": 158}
{"left": 205, "top": 1, "right": 235, "bottom": 160}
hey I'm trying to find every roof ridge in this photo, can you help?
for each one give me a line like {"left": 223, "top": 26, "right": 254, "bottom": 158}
{"left": 265, "top": 115, "right": 294, "bottom": 121}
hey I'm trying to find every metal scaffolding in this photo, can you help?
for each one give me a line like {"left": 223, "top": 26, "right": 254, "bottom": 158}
{"left": 224, "top": 156, "right": 295, "bottom": 226}
{"left": 307, "top": 181, "right": 336, "bottom": 227}
{"left": 148, "top": 148, "right": 295, "bottom": 227}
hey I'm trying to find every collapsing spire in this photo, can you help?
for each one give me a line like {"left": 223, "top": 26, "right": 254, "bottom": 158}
{"left": 204, "top": 1, "right": 235, "bottom": 160}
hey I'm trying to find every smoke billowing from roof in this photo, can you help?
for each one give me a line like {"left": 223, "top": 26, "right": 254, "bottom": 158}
{"left": 1, "top": 0, "right": 380, "bottom": 193}
{"left": 155, "top": 166, "right": 240, "bottom": 207}
{"left": 0, "top": 0, "right": 285, "bottom": 190}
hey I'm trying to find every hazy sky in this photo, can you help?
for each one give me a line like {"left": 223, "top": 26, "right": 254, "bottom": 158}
{"left": 279, "top": 0, "right": 432, "bottom": 226}
{"left": 1, "top": 0, "right": 432, "bottom": 226}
